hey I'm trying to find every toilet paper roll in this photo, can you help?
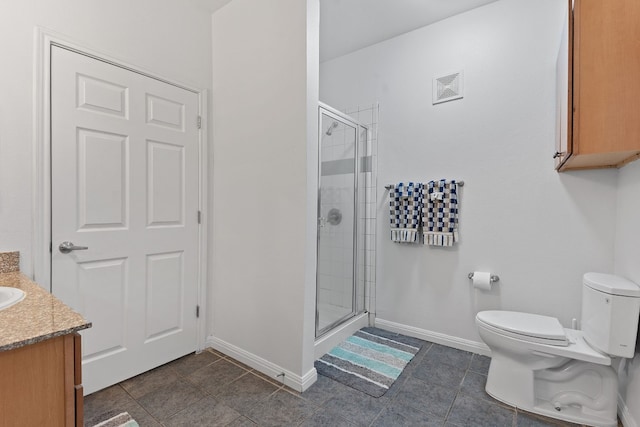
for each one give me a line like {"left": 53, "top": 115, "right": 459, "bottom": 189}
{"left": 472, "top": 271, "right": 492, "bottom": 291}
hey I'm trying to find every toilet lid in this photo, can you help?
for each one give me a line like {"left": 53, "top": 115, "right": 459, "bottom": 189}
{"left": 583, "top": 272, "right": 640, "bottom": 297}
{"left": 477, "top": 311, "right": 569, "bottom": 346}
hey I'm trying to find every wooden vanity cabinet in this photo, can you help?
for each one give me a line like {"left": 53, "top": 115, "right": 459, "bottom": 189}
{"left": 0, "top": 333, "right": 83, "bottom": 427}
{"left": 555, "top": 0, "right": 640, "bottom": 171}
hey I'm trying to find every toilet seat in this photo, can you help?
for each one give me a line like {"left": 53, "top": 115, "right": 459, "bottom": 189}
{"left": 476, "top": 311, "right": 611, "bottom": 365}
{"left": 476, "top": 311, "right": 569, "bottom": 346}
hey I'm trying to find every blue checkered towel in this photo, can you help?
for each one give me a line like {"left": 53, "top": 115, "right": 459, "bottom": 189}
{"left": 389, "top": 182, "right": 423, "bottom": 243}
{"left": 422, "top": 180, "right": 459, "bottom": 246}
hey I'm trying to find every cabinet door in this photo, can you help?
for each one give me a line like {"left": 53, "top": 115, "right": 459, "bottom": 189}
{"left": 0, "top": 336, "right": 70, "bottom": 426}
{"left": 554, "top": 0, "right": 572, "bottom": 169}
{"left": 565, "top": 0, "right": 640, "bottom": 169}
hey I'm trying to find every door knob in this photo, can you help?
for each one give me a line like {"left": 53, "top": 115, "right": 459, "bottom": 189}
{"left": 59, "top": 241, "right": 89, "bottom": 254}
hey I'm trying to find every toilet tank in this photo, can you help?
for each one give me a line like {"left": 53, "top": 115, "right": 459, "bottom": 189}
{"left": 581, "top": 273, "right": 640, "bottom": 358}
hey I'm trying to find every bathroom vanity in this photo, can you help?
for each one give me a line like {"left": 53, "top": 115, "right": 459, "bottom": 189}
{"left": 0, "top": 268, "right": 90, "bottom": 426}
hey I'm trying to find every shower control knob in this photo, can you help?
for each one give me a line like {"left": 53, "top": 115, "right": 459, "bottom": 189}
{"left": 327, "top": 208, "right": 342, "bottom": 226}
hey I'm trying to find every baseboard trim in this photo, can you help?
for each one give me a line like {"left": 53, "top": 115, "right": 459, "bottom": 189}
{"left": 205, "top": 336, "right": 317, "bottom": 392}
{"left": 374, "top": 318, "right": 491, "bottom": 356}
{"left": 619, "top": 392, "right": 638, "bottom": 427}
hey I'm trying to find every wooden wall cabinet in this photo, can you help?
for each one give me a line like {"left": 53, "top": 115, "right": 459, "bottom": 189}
{"left": 555, "top": 0, "right": 640, "bottom": 171}
{"left": 0, "top": 333, "right": 83, "bottom": 427}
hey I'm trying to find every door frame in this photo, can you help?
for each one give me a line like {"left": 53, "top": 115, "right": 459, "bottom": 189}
{"left": 315, "top": 103, "right": 367, "bottom": 338}
{"left": 32, "top": 28, "right": 209, "bottom": 352}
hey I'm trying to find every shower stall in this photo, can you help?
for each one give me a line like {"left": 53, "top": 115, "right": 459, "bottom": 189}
{"left": 316, "top": 103, "right": 373, "bottom": 338}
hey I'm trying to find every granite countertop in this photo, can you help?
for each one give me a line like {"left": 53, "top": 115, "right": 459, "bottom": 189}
{"left": 0, "top": 271, "right": 91, "bottom": 351}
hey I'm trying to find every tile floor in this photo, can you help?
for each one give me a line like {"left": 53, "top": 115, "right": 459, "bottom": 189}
{"left": 84, "top": 331, "right": 598, "bottom": 427}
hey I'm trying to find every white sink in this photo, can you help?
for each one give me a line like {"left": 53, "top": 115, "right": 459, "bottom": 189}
{"left": 0, "top": 287, "right": 26, "bottom": 311}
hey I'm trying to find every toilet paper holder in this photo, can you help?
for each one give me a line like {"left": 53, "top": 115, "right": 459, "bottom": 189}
{"left": 468, "top": 272, "right": 500, "bottom": 283}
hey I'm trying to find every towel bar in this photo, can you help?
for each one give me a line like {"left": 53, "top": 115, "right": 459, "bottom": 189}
{"left": 384, "top": 180, "right": 464, "bottom": 190}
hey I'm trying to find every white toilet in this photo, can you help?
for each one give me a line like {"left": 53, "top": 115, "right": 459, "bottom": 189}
{"left": 476, "top": 273, "right": 640, "bottom": 427}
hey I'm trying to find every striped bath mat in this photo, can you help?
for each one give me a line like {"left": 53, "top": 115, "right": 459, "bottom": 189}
{"left": 92, "top": 412, "right": 139, "bottom": 427}
{"left": 315, "top": 327, "right": 423, "bottom": 397}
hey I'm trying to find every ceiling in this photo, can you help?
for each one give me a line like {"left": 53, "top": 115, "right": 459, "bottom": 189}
{"left": 193, "top": 0, "right": 499, "bottom": 62}
{"left": 189, "top": 0, "right": 233, "bottom": 13}
{"left": 319, "top": 0, "right": 499, "bottom": 62}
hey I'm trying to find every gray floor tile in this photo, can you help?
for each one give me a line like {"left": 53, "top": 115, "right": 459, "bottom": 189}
{"left": 126, "top": 411, "right": 162, "bottom": 427}
{"left": 187, "top": 359, "right": 249, "bottom": 395}
{"left": 459, "top": 371, "right": 492, "bottom": 401}
{"left": 469, "top": 354, "right": 491, "bottom": 375}
{"left": 424, "top": 344, "right": 473, "bottom": 370}
{"left": 447, "top": 393, "right": 515, "bottom": 427}
{"left": 395, "top": 376, "right": 457, "bottom": 418}
{"left": 87, "top": 338, "right": 610, "bottom": 427}
{"left": 169, "top": 351, "right": 221, "bottom": 377}
{"left": 299, "top": 409, "right": 358, "bottom": 427}
{"left": 164, "top": 396, "right": 241, "bottom": 427}
{"left": 91, "top": 409, "right": 160, "bottom": 427}
{"left": 322, "top": 388, "right": 386, "bottom": 426}
{"left": 207, "top": 348, "right": 228, "bottom": 358}
{"left": 382, "top": 371, "right": 409, "bottom": 400}
{"left": 245, "top": 389, "right": 317, "bottom": 426}
{"left": 226, "top": 416, "right": 258, "bottom": 426}
{"left": 84, "top": 385, "right": 132, "bottom": 421}
{"left": 516, "top": 410, "right": 580, "bottom": 426}
{"left": 225, "top": 357, "right": 255, "bottom": 372}
{"left": 84, "top": 385, "right": 158, "bottom": 427}
{"left": 300, "top": 373, "right": 354, "bottom": 405}
{"left": 413, "top": 357, "right": 467, "bottom": 389}
{"left": 137, "top": 378, "right": 205, "bottom": 420}
{"left": 120, "top": 363, "right": 180, "bottom": 400}
{"left": 250, "top": 368, "right": 287, "bottom": 387}
{"left": 371, "top": 400, "right": 444, "bottom": 427}
{"left": 404, "top": 342, "right": 433, "bottom": 372}
{"left": 216, "top": 372, "right": 280, "bottom": 413}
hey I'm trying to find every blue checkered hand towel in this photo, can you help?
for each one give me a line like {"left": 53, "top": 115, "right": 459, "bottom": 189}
{"left": 422, "top": 179, "right": 459, "bottom": 246}
{"left": 389, "top": 182, "right": 423, "bottom": 243}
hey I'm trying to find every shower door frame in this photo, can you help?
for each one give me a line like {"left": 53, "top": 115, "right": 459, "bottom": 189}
{"left": 315, "top": 103, "right": 368, "bottom": 338}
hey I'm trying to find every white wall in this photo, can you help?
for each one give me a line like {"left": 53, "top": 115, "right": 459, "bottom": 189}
{"left": 615, "top": 159, "right": 640, "bottom": 426}
{"left": 0, "top": 0, "right": 212, "bottom": 276}
{"left": 210, "top": 0, "right": 318, "bottom": 388}
{"left": 320, "top": 0, "right": 618, "bottom": 346}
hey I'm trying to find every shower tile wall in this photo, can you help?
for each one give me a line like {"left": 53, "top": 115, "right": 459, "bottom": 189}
{"left": 349, "top": 103, "right": 378, "bottom": 318}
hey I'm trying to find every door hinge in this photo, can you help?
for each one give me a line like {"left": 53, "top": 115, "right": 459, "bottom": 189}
{"left": 49, "top": 241, "right": 52, "bottom": 253}
{"left": 196, "top": 305, "right": 200, "bottom": 318}
{"left": 197, "top": 210, "right": 202, "bottom": 224}
{"left": 197, "top": 116, "right": 202, "bottom": 129}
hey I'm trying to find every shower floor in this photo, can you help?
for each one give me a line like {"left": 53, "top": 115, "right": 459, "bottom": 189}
{"left": 317, "top": 303, "right": 353, "bottom": 331}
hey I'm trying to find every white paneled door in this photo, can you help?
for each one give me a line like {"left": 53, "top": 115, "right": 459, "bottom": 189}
{"left": 50, "top": 46, "right": 200, "bottom": 394}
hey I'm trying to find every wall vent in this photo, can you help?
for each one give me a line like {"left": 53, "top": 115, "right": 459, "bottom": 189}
{"left": 433, "top": 71, "right": 464, "bottom": 104}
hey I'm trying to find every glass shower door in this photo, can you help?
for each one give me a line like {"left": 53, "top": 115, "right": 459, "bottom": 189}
{"left": 316, "top": 109, "right": 360, "bottom": 337}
